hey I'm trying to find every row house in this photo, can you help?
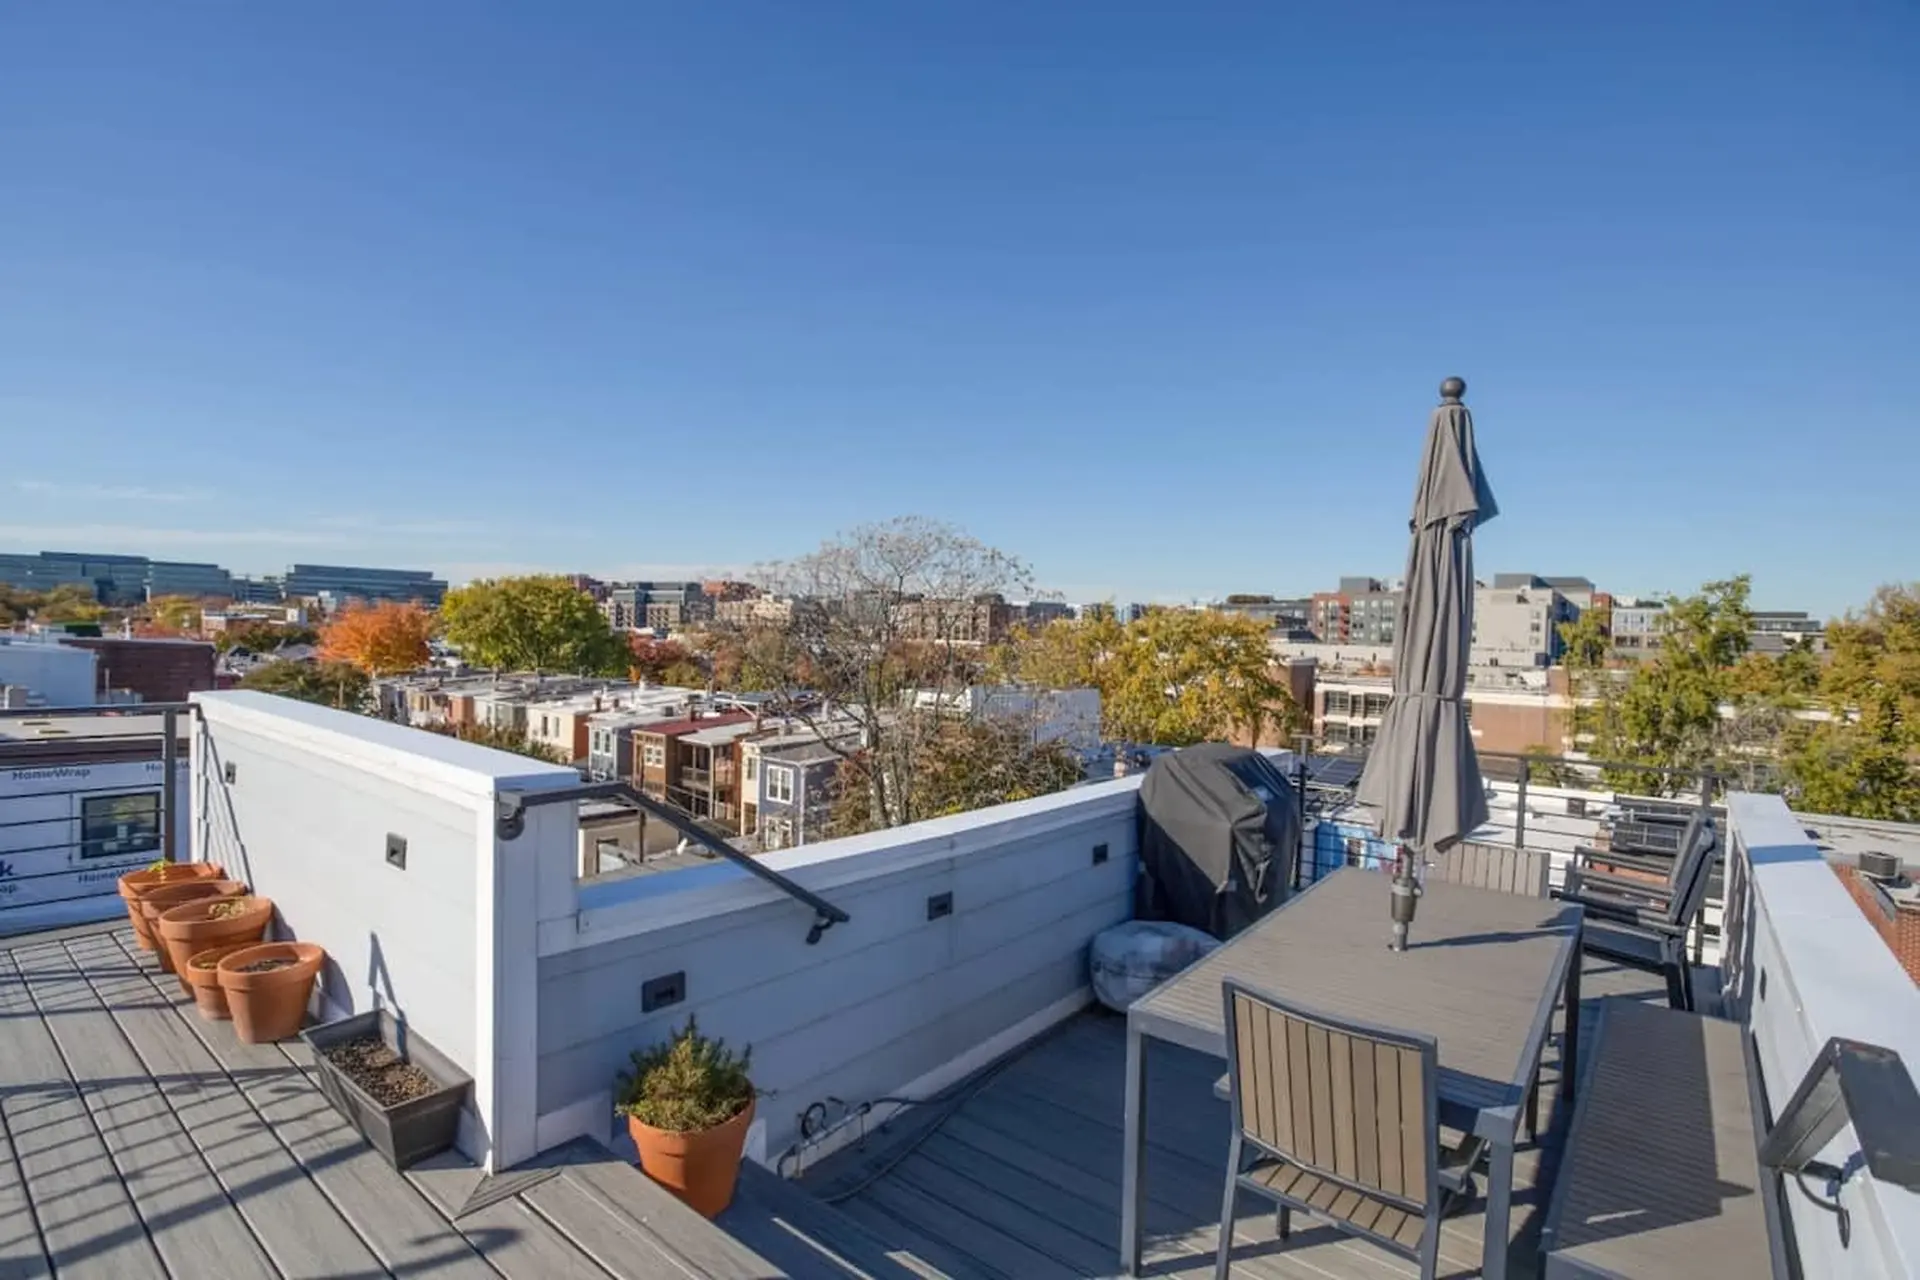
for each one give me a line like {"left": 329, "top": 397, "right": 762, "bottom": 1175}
{"left": 630, "top": 709, "right": 754, "bottom": 818}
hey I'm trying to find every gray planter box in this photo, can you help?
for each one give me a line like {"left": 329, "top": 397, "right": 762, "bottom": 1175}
{"left": 301, "top": 1010, "right": 472, "bottom": 1171}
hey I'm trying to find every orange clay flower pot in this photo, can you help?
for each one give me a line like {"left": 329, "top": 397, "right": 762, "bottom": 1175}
{"left": 182, "top": 942, "right": 259, "bottom": 1020}
{"left": 626, "top": 1097, "right": 755, "bottom": 1219}
{"left": 157, "top": 897, "right": 273, "bottom": 995}
{"left": 216, "top": 942, "right": 325, "bottom": 1045}
{"left": 137, "top": 881, "right": 246, "bottom": 972}
{"left": 119, "top": 863, "right": 226, "bottom": 950}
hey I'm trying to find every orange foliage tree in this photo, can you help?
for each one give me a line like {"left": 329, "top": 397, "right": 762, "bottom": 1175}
{"left": 318, "top": 601, "right": 434, "bottom": 676}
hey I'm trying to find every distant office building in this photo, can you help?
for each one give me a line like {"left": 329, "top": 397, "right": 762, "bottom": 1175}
{"left": 602, "top": 581, "right": 710, "bottom": 632}
{"left": 1474, "top": 579, "right": 1575, "bottom": 667}
{"left": 229, "top": 576, "right": 286, "bottom": 604}
{"left": 1016, "top": 600, "right": 1075, "bottom": 628}
{"left": 1217, "top": 595, "right": 1311, "bottom": 631}
{"left": 1611, "top": 598, "right": 1668, "bottom": 655}
{"left": 283, "top": 564, "right": 446, "bottom": 607}
{"left": 1749, "top": 610, "right": 1826, "bottom": 652}
{"left": 1312, "top": 578, "right": 1402, "bottom": 645}
{"left": 0, "top": 550, "right": 233, "bottom": 604}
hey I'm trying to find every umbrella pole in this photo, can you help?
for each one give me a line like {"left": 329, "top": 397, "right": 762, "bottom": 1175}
{"left": 1388, "top": 844, "right": 1421, "bottom": 951}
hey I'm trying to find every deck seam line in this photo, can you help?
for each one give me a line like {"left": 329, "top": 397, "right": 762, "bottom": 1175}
{"left": 0, "top": 950, "right": 60, "bottom": 1279}
{"left": 100, "top": 929, "right": 406, "bottom": 1280}
{"left": 58, "top": 934, "right": 288, "bottom": 1280}
{"left": 5, "top": 943, "right": 170, "bottom": 1276}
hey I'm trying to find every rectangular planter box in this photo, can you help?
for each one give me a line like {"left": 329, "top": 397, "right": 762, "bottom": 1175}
{"left": 301, "top": 1010, "right": 472, "bottom": 1172}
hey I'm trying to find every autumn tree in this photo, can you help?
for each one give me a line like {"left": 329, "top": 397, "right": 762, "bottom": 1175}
{"left": 239, "top": 659, "right": 371, "bottom": 710}
{"left": 995, "top": 608, "right": 1300, "bottom": 747}
{"left": 217, "top": 621, "right": 320, "bottom": 653}
{"left": 825, "top": 718, "right": 1085, "bottom": 837}
{"left": 440, "top": 576, "right": 628, "bottom": 674}
{"left": 749, "top": 517, "right": 1036, "bottom": 830}
{"left": 138, "top": 595, "right": 205, "bottom": 636}
{"left": 629, "top": 636, "right": 707, "bottom": 687}
{"left": 318, "top": 600, "right": 435, "bottom": 676}
{"left": 33, "top": 583, "right": 107, "bottom": 624}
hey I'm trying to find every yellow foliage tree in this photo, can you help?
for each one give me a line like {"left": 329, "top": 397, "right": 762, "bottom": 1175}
{"left": 318, "top": 601, "right": 434, "bottom": 676}
{"left": 997, "top": 609, "right": 1300, "bottom": 746}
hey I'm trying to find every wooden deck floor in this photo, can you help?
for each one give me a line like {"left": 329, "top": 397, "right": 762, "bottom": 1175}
{"left": 799, "top": 957, "right": 1687, "bottom": 1280}
{"left": 0, "top": 922, "right": 831, "bottom": 1280}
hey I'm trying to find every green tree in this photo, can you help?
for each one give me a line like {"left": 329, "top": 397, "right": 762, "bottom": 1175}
{"left": 0, "top": 586, "right": 40, "bottom": 627}
{"left": 238, "top": 659, "right": 371, "bottom": 710}
{"left": 1589, "top": 576, "right": 1754, "bottom": 794}
{"left": 1784, "top": 584, "right": 1920, "bottom": 820}
{"left": 1556, "top": 603, "right": 1612, "bottom": 671}
{"left": 441, "top": 576, "right": 629, "bottom": 674}
{"left": 423, "top": 721, "right": 570, "bottom": 765}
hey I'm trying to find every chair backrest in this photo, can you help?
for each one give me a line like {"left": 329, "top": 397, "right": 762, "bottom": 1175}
{"left": 1660, "top": 810, "right": 1709, "bottom": 892}
{"left": 1429, "top": 840, "right": 1550, "bottom": 898}
{"left": 1665, "top": 825, "right": 1719, "bottom": 929}
{"left": 1222, "top": 980, "right": 1438, "bottom": 1212}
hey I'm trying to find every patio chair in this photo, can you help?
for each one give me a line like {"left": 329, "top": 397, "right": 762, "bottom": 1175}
{"left": 1572, "top": 808, "right": 1707, "bottom": 883}
{"left": 1562, "top": 810, "right": 1709, "bottom": 921}
{"left": 1563, "top": 825, "right": 1718, "bottom": 1011}
{"left": 1426, "top": 840, "right": 1550, "bottom": 898}
{"left": 1215, "top": 982, "right": 1483, "bottom": 1280}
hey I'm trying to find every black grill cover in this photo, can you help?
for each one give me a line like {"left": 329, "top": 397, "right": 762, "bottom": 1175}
{"left": 1137, "top": 744, "right": 1299, "bottom": 940}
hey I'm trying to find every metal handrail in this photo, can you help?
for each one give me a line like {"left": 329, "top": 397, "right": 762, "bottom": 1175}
{"left": 494, "top": 780, "right": 851, "bottom": 944}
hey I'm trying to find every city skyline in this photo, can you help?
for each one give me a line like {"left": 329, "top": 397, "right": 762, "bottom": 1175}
{"left": 5, "top": 5, "right": 1914, "bottom": 617}
{"left": 0, "top": 535, "right": 1842, "bottom": 618}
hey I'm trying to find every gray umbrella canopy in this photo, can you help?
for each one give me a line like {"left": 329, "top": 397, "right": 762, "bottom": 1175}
{"left": 1355, "top": 380, "right": 1499, "bottom": 855}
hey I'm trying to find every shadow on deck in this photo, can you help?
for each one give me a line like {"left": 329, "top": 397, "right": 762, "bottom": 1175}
{"left": 791, "top": 958, "right": 1687, "bottom": 1280}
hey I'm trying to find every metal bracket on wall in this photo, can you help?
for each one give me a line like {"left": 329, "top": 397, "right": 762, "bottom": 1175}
{"left": 496, "top": 781, "right": 850, "bottom": 945}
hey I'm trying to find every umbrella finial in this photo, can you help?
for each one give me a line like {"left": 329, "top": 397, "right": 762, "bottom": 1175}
{"left": 1439, "top": 376, "right": 1467, "bottom": 404}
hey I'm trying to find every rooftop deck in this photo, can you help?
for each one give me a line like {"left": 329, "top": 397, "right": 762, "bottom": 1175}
{"left": 799, "top": 958, "right": 1680, "bottom": 1280}
{"left": 0, "top": 922, "right": 853, "bottom": 1280}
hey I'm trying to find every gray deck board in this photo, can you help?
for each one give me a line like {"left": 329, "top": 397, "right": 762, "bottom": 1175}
{"left": 802, "top": 955, "right": 1686, "bottom": 1280}
{"left": 98, "top": 932, "right": 499, "bottom": 1279}
{"left": 727, "top": 1162, "right": 952, "bottom": 1280}
{"left": 1541, "top": 1000, "right": 1775, "bottom": 1278}
{"left": 0, "top": 948, "right": 166, "bottom": 1280}
{"left": 16, "top": 936, "right": 280, "bottom": 1280}
{"left": 71, "top": 932, "right": 387, "bottom": 1280}
{"left": 1, "top": 922, "right": 858, "bottom": 1280}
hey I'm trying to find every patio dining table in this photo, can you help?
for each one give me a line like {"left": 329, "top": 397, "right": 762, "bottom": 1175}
{"left": 1120, "top": 866, "right": 1585, "bottom": 1280}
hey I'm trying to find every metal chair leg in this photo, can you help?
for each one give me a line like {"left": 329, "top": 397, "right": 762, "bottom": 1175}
{"left": 1278, "top": 1205, "right": 1291, "bottom": 1240}
{"left": 1215, "top": 1134, "right": 1241, "bottom": 1280}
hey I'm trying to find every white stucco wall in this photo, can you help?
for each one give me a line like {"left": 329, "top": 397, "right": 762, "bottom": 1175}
{"left": 190, "top": 690, "right": 578, "bottom": 1169}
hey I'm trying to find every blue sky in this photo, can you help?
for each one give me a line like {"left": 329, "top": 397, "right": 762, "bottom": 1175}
{"left": 3, "top": 4, "right": 1914, "bottom": 615}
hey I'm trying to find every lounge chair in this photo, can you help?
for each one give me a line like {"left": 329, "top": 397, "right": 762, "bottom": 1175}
{"left": 1214, "top": 981, "right": 1483, "bottom": 1279}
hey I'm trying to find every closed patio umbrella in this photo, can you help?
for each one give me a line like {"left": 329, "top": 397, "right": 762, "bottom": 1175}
{"left": 1355, "top": 377, "right": 1498, "bottom": 950}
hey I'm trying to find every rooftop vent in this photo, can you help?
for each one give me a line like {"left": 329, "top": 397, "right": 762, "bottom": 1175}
{"left": 1858, "top": 850, "right": 1902, "bottom": 882}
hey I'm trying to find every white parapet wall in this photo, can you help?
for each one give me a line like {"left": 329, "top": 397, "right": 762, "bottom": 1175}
{"left": 1722, "top": 793, "right": 1920, "bottom": 1280}
{"left": 191, "top": 690, "right": 580, "bottom": 1171}
{"left": 530, "top": 775, "right": 1143, "bottom": 1170}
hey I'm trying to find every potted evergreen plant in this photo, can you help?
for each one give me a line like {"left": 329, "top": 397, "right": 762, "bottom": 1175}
{"left": 615, "top": 1018, "right": 755, "bottom": 1219}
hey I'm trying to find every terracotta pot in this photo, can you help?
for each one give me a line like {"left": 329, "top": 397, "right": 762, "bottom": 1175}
{"left": 627, "top": 1096, "right": 755, "bottom": 1219}
{"left": 216, "top": 942, "right": 325, "bottom": 1044}
{"left": 137, "top": 881, "right": 246, "bottom": 972}
{"left": 119, "top": 863, "right": 226, "bottom": 950}
{"left": 182, "top": 942, "right": 258, "bottom": 1020}
{"left": 157, "top": 897, "right": 274, "bottom": 995}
